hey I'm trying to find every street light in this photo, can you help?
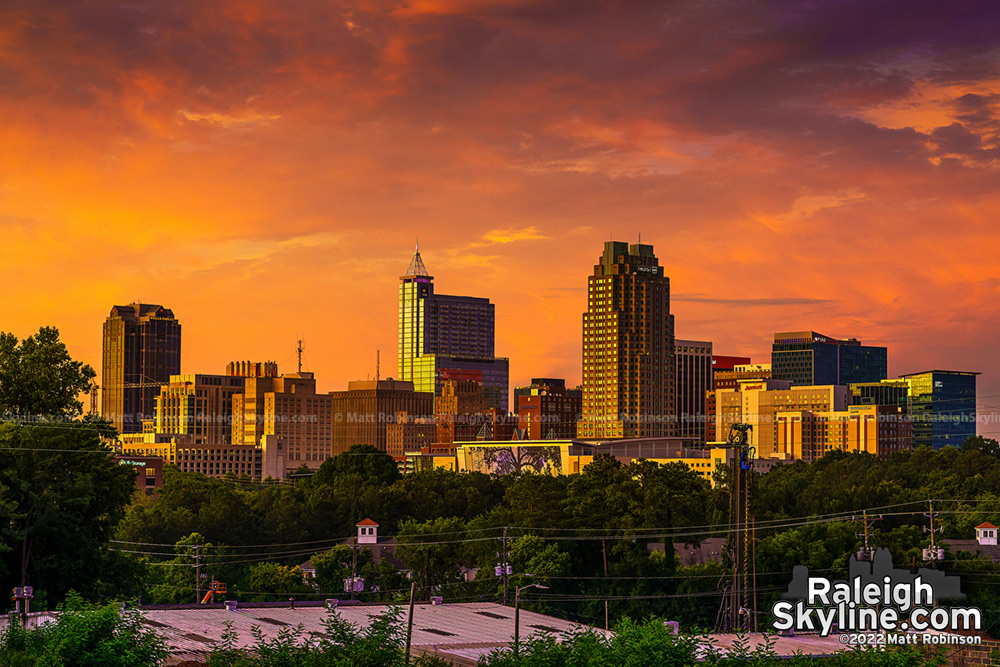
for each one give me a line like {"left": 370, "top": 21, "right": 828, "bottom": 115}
{"left": 513, "top": 583, "right": 548, "bottom": 656}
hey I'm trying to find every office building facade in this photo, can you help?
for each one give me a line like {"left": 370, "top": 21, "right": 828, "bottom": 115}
{"left": 398, "top": 247, "right": 509, "bottom": 412}
{"left": 516, "top": 378, "right": 583, "bottom": 440}
{"left": 901, "top": 370, "right": 979, "bottom": 450}
{"left": 154, "top": 374, "right": 245, "bottom": 445}
{"left": 675, "top": 340, "right": 713, "bottom": 443}
{"left": 715, "top": 380, "right": 849, "bottom": 458}
{"left": 849, "top": 379, "right": 910, "bottom": 412}
{"left": 233, "top": 372, "right": 335, "bottom": 469}
{"left": 712, "top": 355, "right": 752, "bottom": 377}
{"left": 102, "top": 303, "right": 181, "bottom": 434}
{"left": 775, "top": 405, "right": 912, "bottom": 461}
{"left": 771, "top": 331, "right": 886, "bottom": 386}
{"left": 705, "top": 363, "right": 771, "bottom": 444}
{"left": 329, "top": 379, "right": 434, "bottom": 456}
{"left": 578, "top": 241, "right": 676, "bottom": 439}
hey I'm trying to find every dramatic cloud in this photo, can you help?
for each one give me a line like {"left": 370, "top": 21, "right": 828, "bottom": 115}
{"left": 2, "top": 0, "right": 999, "bottom": 423}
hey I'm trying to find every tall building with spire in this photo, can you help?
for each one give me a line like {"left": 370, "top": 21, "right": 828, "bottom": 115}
{"left": 102, "top": 303, "right": 182, "bottom": 434}
{"left": 578, "top": 241, "right": 676, "bottom": 439}
{"left": 398, "top": 245, "right": 510, "bottom": 412}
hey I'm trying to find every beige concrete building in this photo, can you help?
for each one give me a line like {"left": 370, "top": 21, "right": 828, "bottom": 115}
{"left": 232, "top": 372, "right": 335, "bottom": 471}
{"left": 154, "top": 374, "right": 246, "bottom": 444}
{"left": 775, "top": 405, "right": 912, "bottom": 461}
{"left": 715, "top": 380, "right": 849, "bottom": 458}
{"left": 120, "top": 438, "right": 264, "bottom": 478}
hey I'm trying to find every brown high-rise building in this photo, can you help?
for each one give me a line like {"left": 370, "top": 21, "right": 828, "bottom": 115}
{"left": 578, "top": 241, "right": 676, "bottom": 439}
{"left": 329, "top": 380, "right": 434, "bottom": 456}
{"left": 102, "top": 303, "right": 181, "bottom": 434}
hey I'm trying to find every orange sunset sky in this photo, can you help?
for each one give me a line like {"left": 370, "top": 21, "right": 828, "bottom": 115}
{"left": 1, "top": 1, "right": 998, "bottom": 428}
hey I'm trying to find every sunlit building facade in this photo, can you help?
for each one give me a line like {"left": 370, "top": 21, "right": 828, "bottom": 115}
{"left": 578, "top": 241, "right": 676, "bottom": 439}
{"left": 901, "top": 370, "right": 979, "bottom": 450}
{"left": 716, "top": 380, "right": 849, "bottom": 458}
{"left": 154, "top": 374, "right": 246, "bottom": 445}
{"left": 516, "top": 378, "right": 582, "bottom": 440}
{"left": 772, "top": 331, "right": 887, "bottom": 386}
{"left": 232, "top": 372, "right": 334, "bottom": 470}
{"left": 329, "top": 379, "right": 434, "bottom": 456}
{"left": 397, "top": 246, "right": 509, "bottom": 412}
{"left": 102, "top": 303, "right": 181, "bottom": 434}
{"left": 775, "top": 405, "right": 912, "bottom": 461}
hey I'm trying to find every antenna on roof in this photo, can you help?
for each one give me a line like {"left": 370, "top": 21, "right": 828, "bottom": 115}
{"left": 376, "top": 350, "right": 380, "bottom": 382}
{"left": 297, "top": 339, "right": 304, "bottom": 373}
{"left": 416, "top": 237, "right": 419, "bottom": 252}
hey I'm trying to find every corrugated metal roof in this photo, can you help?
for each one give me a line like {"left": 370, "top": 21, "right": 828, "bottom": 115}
{"left": 3, "top": 604, "right": 850, "bottom": 664}
{"left": 137, "top": 601, "right": 604, "bottom": 663}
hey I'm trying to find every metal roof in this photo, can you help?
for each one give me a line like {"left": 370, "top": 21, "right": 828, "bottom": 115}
{"left": 139, "top": 601, "right": 603, "bottom": 664}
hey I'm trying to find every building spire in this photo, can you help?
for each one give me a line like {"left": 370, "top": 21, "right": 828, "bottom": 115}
{"left": 404, "top": 244, "right": 430, "bottom": 277}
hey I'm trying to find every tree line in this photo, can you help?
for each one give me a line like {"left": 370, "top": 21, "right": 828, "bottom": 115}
{"left": 5, "top": 327, "right": 1000, "bottom": 638}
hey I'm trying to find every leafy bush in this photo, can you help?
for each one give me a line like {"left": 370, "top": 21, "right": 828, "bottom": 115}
{"left": 0, "top": 593, "right": 167, "bottom": 667}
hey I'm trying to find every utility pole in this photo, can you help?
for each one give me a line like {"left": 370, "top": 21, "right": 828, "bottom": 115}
{"left": 852, "top": 510, "right": 882, "bottom": 561}
{"left": 502, "top": 527, "right": 509, "bottom": 606}
{"left": 602, "top": 539, "right": 609, "bottom": 630}
{"left": 495, "top": 527, "right": 511, "bottom": 605}
{"left": 716, "top": 423, "right": 754, "bottom": 633}
{"left": 405, "top": 582, "right": 416, "bottom": 665}
{"left": 351, "top": 537, "right": 358, "bottom": 601}
{"left": 194, "top": 544, "right": 202, "bottom": 604}
{"left": 924, "top": 500, "right": 944, "bottom": 567}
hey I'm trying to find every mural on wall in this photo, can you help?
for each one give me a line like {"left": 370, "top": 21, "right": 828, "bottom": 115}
{"left": 468, "top": 445, "right": 564, "bottom": 475}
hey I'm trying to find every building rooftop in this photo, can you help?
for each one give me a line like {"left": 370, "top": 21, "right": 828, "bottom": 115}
{"left": 9, "top": 601, "right": 853, "bottom": 664}
{"left": 403, "top": 248, "right": 431, "bottom": 278}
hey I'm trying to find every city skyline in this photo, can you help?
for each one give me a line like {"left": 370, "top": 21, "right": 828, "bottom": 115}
{"left": 1, "top": 2, "right": 998, "bottom": 420}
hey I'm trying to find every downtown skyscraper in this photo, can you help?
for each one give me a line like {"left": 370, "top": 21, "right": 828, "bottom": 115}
{"left": 102, "top": 303, "right": 181, "bottom": 434}
{"left": 578, "top": 241, "right": 676, "bottom": 439}
{"left": 398, "top": 246, "right": 510, "bottom": 413}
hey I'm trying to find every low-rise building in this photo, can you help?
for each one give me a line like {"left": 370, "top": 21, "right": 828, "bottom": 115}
{"left": 516, "top": 378, "right": 582, "bottom": 440}
{"left": 120, "top": 438, "right": 264, "bottom": 479}
{"left": 114, "top": 455, "right": 163, "bottom": 495}
{"left": 774, "top": 405, "right": 912, "bottom": 461}
{"left": 452, "top": 438, "right": 729, "bottom": 485}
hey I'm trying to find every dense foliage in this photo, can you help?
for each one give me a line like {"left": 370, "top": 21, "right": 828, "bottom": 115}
{"left": 0, "top": 594, "right": 167, "bottom": 667}
{"left": 481, "top": 617, "right": 943, "bottom": 667}
{"left": 6, "top": 325, "right": 1000, "bottom": 649}
{"left": 206, "top": 607, "right": 450, "bottom": 667}
{"left": 0, "top": 328, "right": 135, "bottom": 607}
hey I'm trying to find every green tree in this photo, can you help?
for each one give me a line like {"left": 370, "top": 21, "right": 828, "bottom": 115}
{"left": 0, "top": 422, "right": 134, "bottom": 602}
{"left": 0, "top": 327, "right": 96, "bottom": 420}
{"left": 245, "top": 562, "right": 310, "bottom": 601}
{"left": 311, "top": 444, "right": 401, "bottom": 489}
{"left": 0, "top": 592, "right": 167, "bottom": 666}
{"left": 395, "top": 517, "right": 467, "bottom": 598}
